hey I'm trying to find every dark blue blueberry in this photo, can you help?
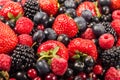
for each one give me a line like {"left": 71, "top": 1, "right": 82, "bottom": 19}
{"left": 102, "top": 6, "right": 110, "bottom": 15}
{"left": 33, "top": 30, "right": 45, "bottom": 43}
{"left": 64, "top": 68, "right": 73, "bottom": 78}
{"left": 74, "top": 17, "right": 87, "bottom": 32}
{"left": 48, "top": 16, "right": 55, "bottom": 27}
{"left": 98, "top": 0, "right": 110, "bottom": 7}
{"left": 65, "top": 8, "right": 77, "bottom": 18}
{"left": 57, "top": 34, "right": 70, "bottom": 46}
{"left": 81, "top": 10, "right": 93, "bottom": 21}
{"left": 84, "top": 56, "right": 95, "bottom": 67}
{"left": 64, "top": 0, "right": 76, "bottom": 9}
{"left": 92, "top": 23, "right": 105, "bottom": 37}
{"left": 58, "top": 0, "right": 65, "bottom": 4}
{"left": 58, "top": 6, "right": 66, "bottom": 14}
{"left": 35, "top": 59, "right": 50, "bottom": 76}
{"left": 15, "top": 72, "right": 28, "bottom": 80}
{"left": 44, "top": 28, "right": 57, "bottom": 40}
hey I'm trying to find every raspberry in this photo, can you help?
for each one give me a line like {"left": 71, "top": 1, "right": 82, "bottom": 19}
{"left": 93, "top": 65, "right": 103, "bottom": 75}
{"left": 116, "top": 37, "right": 120, "bottom": 46}
{"left": 99, "top": 33, "right": 114, "bottom": 49}
{"left": 111, "top": 19, "right": 120, "bottom": 36}
{"left": 112, "top": 10, "right": 120, "bottom": 20}
{"left": 14, "top": 17, "right": 34, "bottom": 34}
{"left": 105, "top": 67, "right": 120, "bottom": 80}
{"left": 0, "top": 54, "right": 11, "bottom": 71}
{"left": 81, "top": 28, "right": 96, "bottom": 40}
{"left": 18, "top": 34, "right": 33, "bottom": 47}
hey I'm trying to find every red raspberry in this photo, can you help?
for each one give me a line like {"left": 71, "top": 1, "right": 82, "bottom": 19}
{"left": 105, "top": 67, "right": 120, "bottom": 80}
{"left": 0, "top": 0, "right": 11, "bottom": 6}
{"left": 93, "top": 65, "right": 103, "bottom": 75}
{"left": 99, "top": 33, "right": 114, "bottom": 49}
{"left": 18, "top": 34, "right": 33, "bottom": 47}
{"left": 0, "top": 54, "right": 11, "bottom": 71}
{"left": 14, "top": 17, "right": 34, "bottom": 34}
{"left": 27, "top": 68, "right": 37, "bottom": 79}
{"left": 111, "top": 19, "right": 120, "bottom": 36}
{"left": 116, "top": 37, "right": 120, "bottom": 46}
{"left": 9, "top": 78, "right": 16, "bottom": 80}
{"left": 112, "top": 10, "right": 120, "bottom": 20}
{"left": 81, "top": 28, "right": 96, "bottom": 40}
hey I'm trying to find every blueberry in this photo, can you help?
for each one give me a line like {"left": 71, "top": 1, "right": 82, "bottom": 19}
{"left": 92, "top": 23, "right": 105, "bottom": 37}
{"left": 58, "top": 6, "right": 66, "bottom": 14}
{"left": 5, "top": 20, "right": 15, "bottom": 29}
{"left": 58, "top": 0, "right": 65, "bottom": 4}
{"left": 44, "top": 28, "right": 57, "bottom": 40}
{"left": 65, "top": 8, "right": 76, "bottom": 18}
{"left": 64, "top": 68, "right": 73, "bottom": 78}
{"left": 64, "top": 0, "right": 76, "bottom": 9}
{"left": 91, "top": 16, "right": 99, "bottom": 23}
{"left": 15, "top": 72, "right": 28, "bottom": 80}
{"left": 35, "top": 59, "right": 50, "bottom": 76}
{"left": 33, "top": 30, "right": 45, "bottom": 43}
{"left": 102, "top": 6, "right": 110, "bottom": 15}
{"left": 74, "top": 17, "right": 87, "bottom": 32}
{"left": 48, "top": 16, "right": 55, "bottom": 27}
{"left": 98, "top": 0, "right": 110, "bottom": 7}
{"left": 57, "top": 34, "right": 70, "bottom": 46}
{"left": 81, "top": 10, "right": 93, "bottom": 21}
{"left": 73, "top": 61, "right": 85, "bottom": 73}
{"left": 84, "top": 56, "right": 95, "bottom": 67}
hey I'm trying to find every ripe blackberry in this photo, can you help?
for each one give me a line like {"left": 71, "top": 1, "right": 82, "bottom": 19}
{"left": 24, "top": 0, "right": 39, "bottom": 20}
{"left": 102, "top": 22, "right": 117, "bottom": 43}
{"left": 11, "top": 44, "right": 36, "bottom": 72}
{"left": 100, "top": 46, "right": 120, "bottom": 68}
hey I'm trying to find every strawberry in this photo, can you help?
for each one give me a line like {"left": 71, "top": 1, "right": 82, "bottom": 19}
{"left": 18, "top": 34, "right": 33, "bottom": 47}
{"left": 111, "top": 0, "right": 120, "bottom": 10}
{"left": 14, "top": 17, "right": 34, "bottom": 34}
{"left": 81, "top": 28, "right": 96, "bottom": 40}
{"left": 37, "top": 40, "right": 69, "bottom": 61}
{"left": 76, "top": 1, "right": 97, "bottom": 16}
{"left": 105, "top": 67, "right": 120, "bottom": 80}
{"left": 0, "top": 54, "right": 11, "bottom": 71}
{"left": 111, "top": 19, "right": 120, "bottom": 36}
{"left": 112, "top": 10, "right": 120, "bottom": 20}
{"left": 0, "top": 0, "right": 11, "bottom": 6}
{"left": 52, "top": 14, "right": 78, "bottom": 38}
{"left": 0, "top": 21, "right": 18, "bottom": 54}
{"left": 51, "top": 57, "right": 68, "bottom": 76}
{"left": 39, "top": 0, "right": 58, "bottom": 15}
{"left": 68, "top": 38, "right": 98, "bottom": 60}
{"left": 0, "top": 1, "right": 23, "bottom": 19}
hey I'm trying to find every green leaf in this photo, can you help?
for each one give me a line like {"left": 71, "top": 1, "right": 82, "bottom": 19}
{"left": 7, "top": 12, "right": 15, "bottom": 19}
{"left": 0, "top": 71, "right": 9, "bottom": 80}
{"left": 52, "top": 46, "right": 60, "bottom": 55}
{"left": 15, "top": 12, "right": 23, "bottom": 20}
{"left": 48, "top": 59, "right": 52, "bottom": 65}
{"left": 94, "top": 1, "right": 101, "bottom": 18}
{"left": 72, "top": 54, "right": 80, "bottom": 59}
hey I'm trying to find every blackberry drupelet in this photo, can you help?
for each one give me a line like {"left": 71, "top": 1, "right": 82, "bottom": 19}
{"left": 11, "top": 44, "right": 36, "bottom": 72}
{"left": 100, "top": 46, "right": 120, "bottom": 68}
{"left": 102, "top": 22, "right": 117, "bottom": 43}
{"left": 24, "top": 0, "right": 39, "bottom": 20}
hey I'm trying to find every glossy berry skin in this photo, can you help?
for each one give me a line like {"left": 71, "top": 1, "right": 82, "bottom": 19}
{"left": 65, "top": 8, "right": 77, "bottom": 18}
{"left": 99, "top": 33, "right": 114, "bottom": 49}
{"left": 74, "top": 17, "right": 87, "bottom": 32}
{"left": 64, "top": 68, "right": 73, "bottom": 78}
{"left": 44, "top": 28, "right": 57, "bottom": 40}
{"left": 45, "top": 73, "right": 57, "bottom": 80}
{"left": 64, "top": 0, "right": 76, "bottom": 9}
{"left": 15, "top": 72, "right": 28, "bottom": 80}
{"left": 33, "top": 76, "right": 41, "bottom": 80}
{"left": 92, "top": 23, "right": 105, "bottom": 37}
{"left": 35, "top": 59, "right": 50, "bottom": 76}
{"left": 27, "top": 68, "right": 37, "bottom": 79}
{"left": 52, "top": 14, "right": 78, "bottom": 38}
{"left": 78, "top": 72, "right": 86, "bottom": 80}
{"left": 93, "top": 65, "right": 103, "bottom": 75}
{"left": 84, "top": 56, "right": 95, "bottom": 67}
{"left": 74, "top": 76, "right": 82, "bottom": 80}
{"left": 101, "top": 6, "right": 110, "bottom": 15}
{"left": 98, "top": 0, "right": 110, "bottom": 7}
{"left": 81, "top": 10, "right": 92, "bottom": 21}
{"left": 33, "top": 30, "right": 45, "bottom": 43}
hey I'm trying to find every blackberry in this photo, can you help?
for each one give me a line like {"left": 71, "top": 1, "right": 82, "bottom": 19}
{"left": 24, "top": 0, "right": 39, "bottom": 20}
{"left": 11, "top": 44, "right": 36, "bottom": 72}
{"left": 102, "top": 22, "right": 117, "bottom": 43}
{"left": 100, "top": 46, "right": 120, "bottom": 68}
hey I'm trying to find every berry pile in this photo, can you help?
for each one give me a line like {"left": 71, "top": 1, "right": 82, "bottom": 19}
{"left": 0, "top": 0, "right": 120, "bottom": 80}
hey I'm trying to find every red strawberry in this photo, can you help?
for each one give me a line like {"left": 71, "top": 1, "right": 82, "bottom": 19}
{"left": 81, "top": 28, "right": 96, "bottom": 40}
{"left": 15, "top": 17, "right": 34, "bottom": 34}
{"left": 111, "top": 19, "right": 120, "bottom": 36}
{"left": 51, "top": 57, "right": 68, "bottom": 76}
{"left": 105, "top": 67, "right": 120, "bottom": 80}
{"left": 0, "top": 1, "right": 23, "bottom": 19}
{"left": 111, "top": 0, "right": 120, "bottom": 10}
{"left": 0, "top": 21, "right": 18, "bottom": 54}
{"left": 52, "top": 14, "right": 78, "bottom": 38}
{"left": 0, "top": 0, "right": 11, "bottom": 6}
{"left": 68, "top": 38, "right": 98, "bottom": 60}
{"left": 39, "top": 0, "right": 58, "bottom": 15}
{"left": 37, "top": 40, "right": 69, "bottom": 60}
{"left": 0, "top": 54, "right": 11, "bottom": 71}
{"left": 18, "top": 34, "right": 33, "bottom": 47}
{"left": 76, "top": 1, "right": 97, "bottom": 16}
{"left": 112, "top": 10, "right": 120, "bottom": 20}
